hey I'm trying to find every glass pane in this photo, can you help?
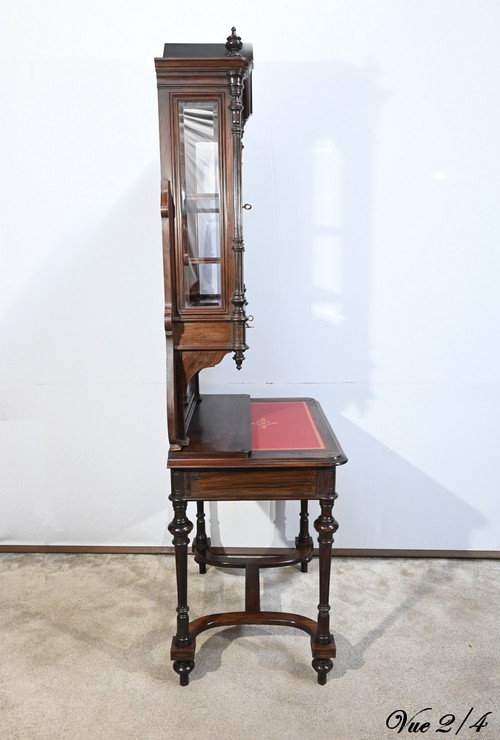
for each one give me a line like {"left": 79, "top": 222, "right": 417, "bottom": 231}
{"left": 178, "top": 101, "right": 222, "bottom": 307}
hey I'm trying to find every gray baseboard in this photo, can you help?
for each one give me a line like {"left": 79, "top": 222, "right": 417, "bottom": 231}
{"left": 0, "top": 545, "right": 498, "bottom": 559}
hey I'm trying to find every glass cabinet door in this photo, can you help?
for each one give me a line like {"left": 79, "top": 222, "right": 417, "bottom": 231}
{"left": 178, "top": 101, "right": 222, "bottom": 308}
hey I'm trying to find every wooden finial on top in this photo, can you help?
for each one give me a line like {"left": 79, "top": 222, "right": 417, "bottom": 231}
{"left": 225, "top": 27, "right": 243, "bottom": 55}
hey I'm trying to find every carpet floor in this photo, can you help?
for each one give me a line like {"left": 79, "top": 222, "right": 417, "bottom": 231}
{"left": 0, "top": 554, "right": 498, "bottom": 739}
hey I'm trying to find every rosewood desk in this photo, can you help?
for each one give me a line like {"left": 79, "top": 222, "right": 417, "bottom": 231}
{"left": 167, "top": 395, "right": 347, "bottom": 685}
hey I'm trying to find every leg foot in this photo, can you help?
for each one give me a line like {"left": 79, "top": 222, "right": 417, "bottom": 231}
{"left": 312, "top": 658, "right": 333, "bottom": 685}
{"left": 173, "top": 660, "right": 195, "bottom": 686}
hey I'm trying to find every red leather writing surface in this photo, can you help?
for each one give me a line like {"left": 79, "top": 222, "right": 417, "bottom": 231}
{"left": 251, "top": 401, "right": 326, "bottom": 451}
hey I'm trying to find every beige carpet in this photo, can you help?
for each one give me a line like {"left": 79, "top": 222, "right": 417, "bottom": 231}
{"left": 0, "top": 554, "right": 498, "bottom": 739}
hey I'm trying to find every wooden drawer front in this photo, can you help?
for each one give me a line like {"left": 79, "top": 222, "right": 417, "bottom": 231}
{"left": 175, "top": 322, "right": 232, "bottom": 349}
{"left": 188, "top": 468, "right": 317, "bottom": 501}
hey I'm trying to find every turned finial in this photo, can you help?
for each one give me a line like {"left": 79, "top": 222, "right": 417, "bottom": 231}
{"left": 225, "top": 27, "right": 243, "bottom": 55}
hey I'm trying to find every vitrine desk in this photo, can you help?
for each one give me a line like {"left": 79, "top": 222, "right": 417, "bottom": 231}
{"left": 156, "top": 31, "right": 348, "bottom": 687}
{"left": 168, "top": 395, "right": 347, "bottom": 685}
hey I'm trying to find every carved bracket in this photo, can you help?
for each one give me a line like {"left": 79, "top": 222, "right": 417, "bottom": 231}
{"left": 181, "top": 350, "right": 228, "bottom": 388}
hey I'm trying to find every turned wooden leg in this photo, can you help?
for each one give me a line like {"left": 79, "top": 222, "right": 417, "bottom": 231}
{"left": 194, "top": 501, "right": 208, "bottom": 574}
{"left": 168, "top": 476, "right": 194, "bottom": 685}
{"left": 295, "top": 500, "right": 313, "bottom": 572}
{"left": 312, "top": 494, "right": 338, "bottom": 685}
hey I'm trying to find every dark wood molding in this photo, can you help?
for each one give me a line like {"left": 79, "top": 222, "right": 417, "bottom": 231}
{"left": 1, "top": 545, "right": 498, "bottom": 559}
{"left": 0, "top": 545, "right": 170, "bottom": 554}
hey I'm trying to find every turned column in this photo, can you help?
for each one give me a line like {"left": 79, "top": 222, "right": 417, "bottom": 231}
{"left": 296, "top": 500, "right": 314, "bottom": 572}
{"left": 168, "top": 471, "right": 194, "bottom": 685}
{"left": 193, "top": 501, "right": 209, "bottom": 574}
{"left": 312, "top": 478, "right": 339, "bottom": 684}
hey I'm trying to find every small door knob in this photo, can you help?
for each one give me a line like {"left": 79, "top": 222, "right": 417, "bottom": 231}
{"left": 242, "top": 203, "right": 252, "bottom": 210}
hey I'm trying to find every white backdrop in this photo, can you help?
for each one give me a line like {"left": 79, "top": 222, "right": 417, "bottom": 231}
{"left": 1, "top": 1, "right": 499, "bottom": 550}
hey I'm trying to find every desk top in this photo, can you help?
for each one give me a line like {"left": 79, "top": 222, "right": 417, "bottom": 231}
{"left": 168, "top": 395, "right": 347, "bottom": 468}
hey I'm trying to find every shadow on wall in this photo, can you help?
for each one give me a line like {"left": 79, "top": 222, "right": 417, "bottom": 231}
{"left": 207, "top": 60, "right": 400, "bottom": 548}
{"left": 269, "top": 416, "right": 485, "bottom": 551}
{"left": 196, "top": 60, "right": 491, "bottom": 553}
{"left": 205, "top": 60, "right": 490, "bottom": 552}
{"left": 248, "top": 59, "right": 387, "bottom": 410}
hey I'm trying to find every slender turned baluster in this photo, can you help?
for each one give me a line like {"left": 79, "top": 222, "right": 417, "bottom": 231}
{"left": 168, "top": 473, "right": 194, "bottom": 685}
{"left": 296, "top": 500, "right": 313, "bottom": 572}
{"left": 312, "top": 494, "right": 339, "bottom": 685}
{"left": 194, "top": 501, "right": 208, "bottom": 574}
{"left": 227, "top": 57, "right": 250, "bottom": 370}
